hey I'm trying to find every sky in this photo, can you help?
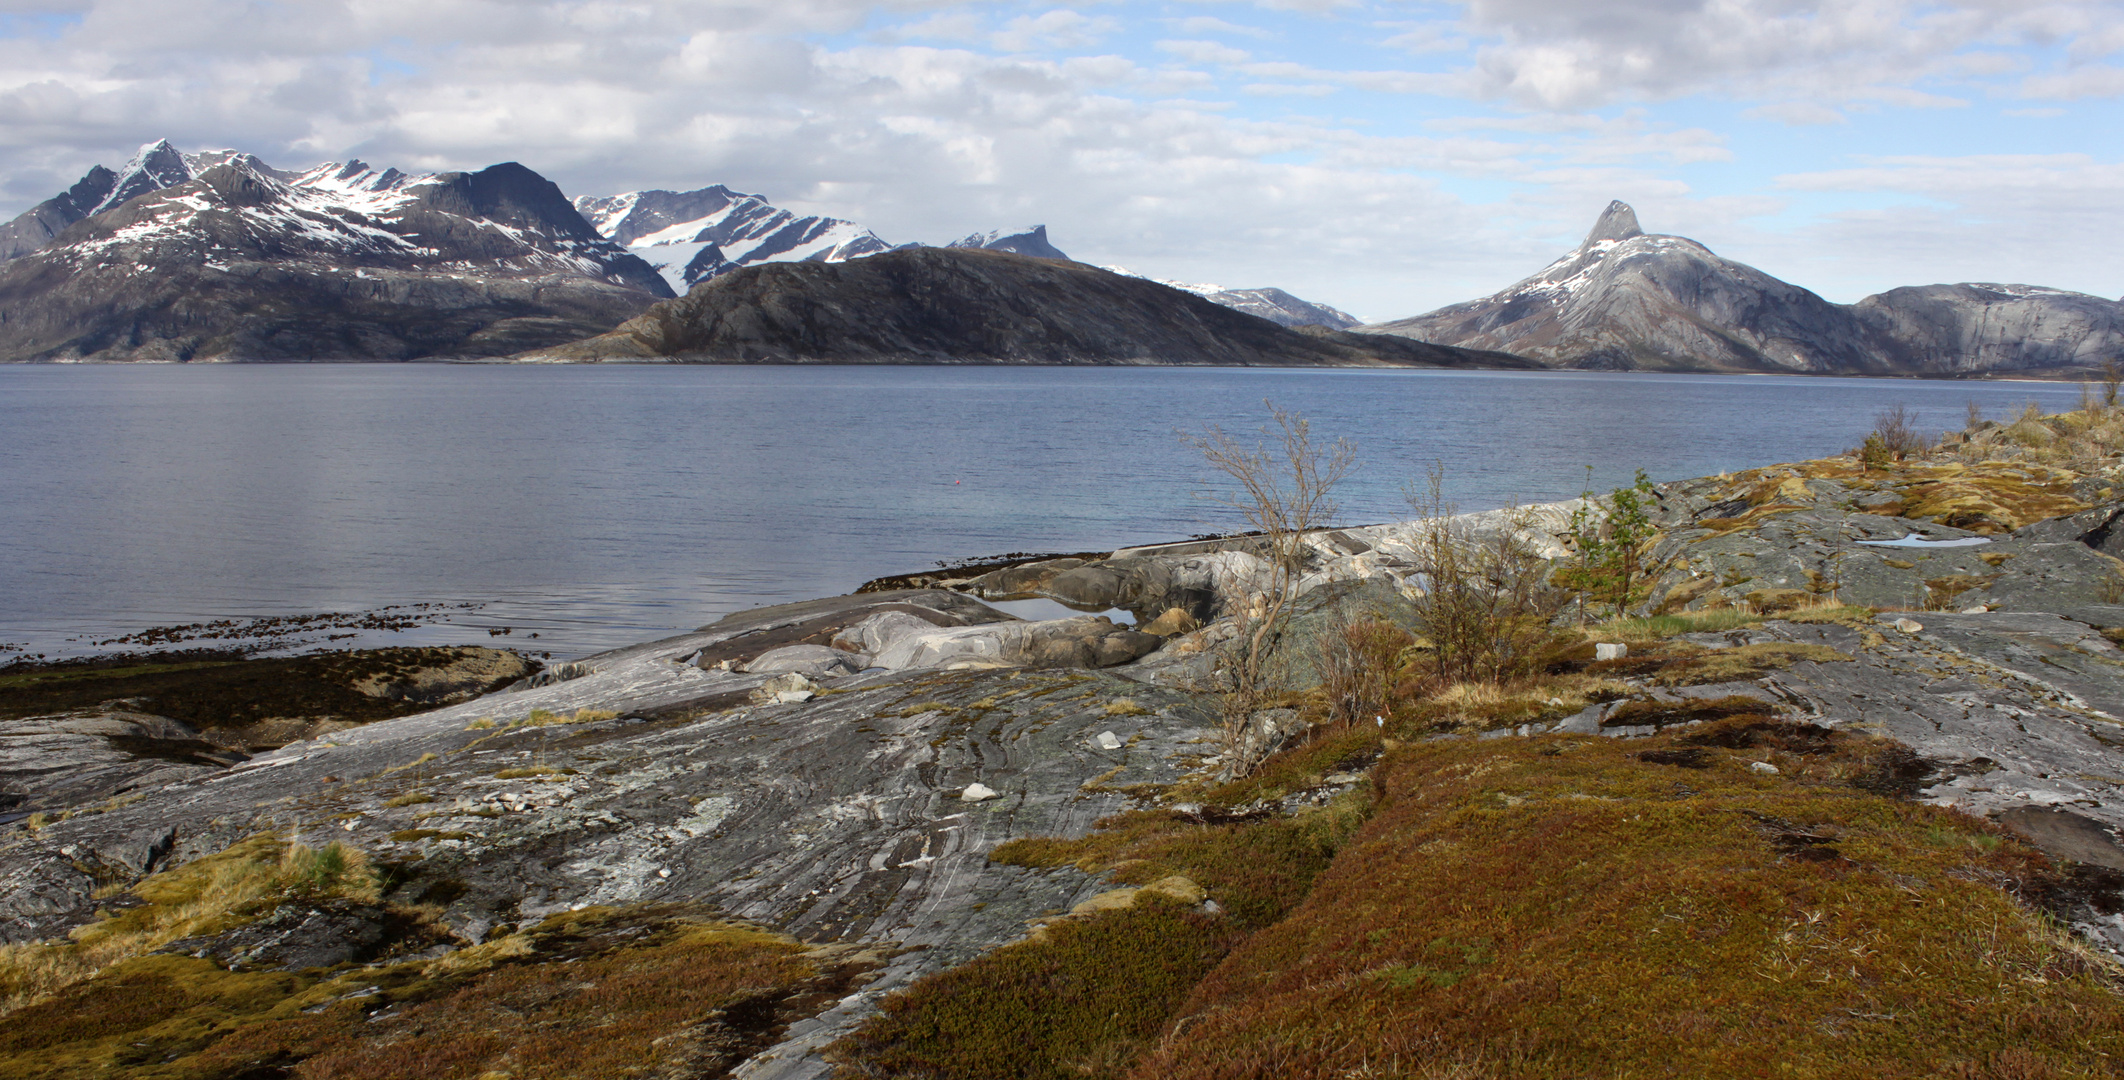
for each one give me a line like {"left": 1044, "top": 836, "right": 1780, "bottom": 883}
{"left": 0, "top": 0, "right": 2119, "bottom": 321}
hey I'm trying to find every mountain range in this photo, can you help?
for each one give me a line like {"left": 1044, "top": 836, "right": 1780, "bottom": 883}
{"left": 568, "top": 185, "right": 1359, "bottom": 329}
{"left": 0, "top": 140, "right": 2117, "bottom": 374}
{"left": 1363, "top": 201, "right": 2124, "bottom": 376}
{"left": 0, "top": 140, "right": 673, "bottom": 360}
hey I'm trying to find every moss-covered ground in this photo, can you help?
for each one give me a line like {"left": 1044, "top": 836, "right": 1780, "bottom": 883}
{"left": 0, "top": 893, "right": 862, "bottom": 1080}
{"left": 834, "top": 705, "right": 2124, "bottom": 1079}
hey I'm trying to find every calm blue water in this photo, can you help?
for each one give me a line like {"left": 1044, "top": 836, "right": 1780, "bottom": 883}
{"left": 0, "top": 364, "right": 2091, "bottom": 660}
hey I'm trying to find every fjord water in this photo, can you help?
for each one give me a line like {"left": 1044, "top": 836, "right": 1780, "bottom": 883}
{"left": 0, "top": 364, "right": 2091, "bottom": 661}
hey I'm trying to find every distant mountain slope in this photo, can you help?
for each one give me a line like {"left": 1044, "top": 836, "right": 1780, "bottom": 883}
{"left": 521, "top": 246, "right": 1530, "bottom": 368}
{"left": 1363, "top": 201, "right": 2124, "bottom": 376}
{"left": 572, "top": 186, "right": 1364, "bottom": 328}
{"left": 1102, "top": 268, "right": 1360, "bottom": 329}
{"left": 1853, "top": 283, "right": 2124, "bottom": 375}
{"left": 0, "top": 164, "right": 116, "bottom": 262}
{"left": 0, "top": 146, "right": 672, "bottom": 362}
{"left": 946, "top": 225, "right": 1070, "bottom": 261}
{"left": 573, "top": 186, "right": 896, "bottom": 294}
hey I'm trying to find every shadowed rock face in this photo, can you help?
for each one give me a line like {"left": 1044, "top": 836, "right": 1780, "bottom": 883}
{"left": 0, "top": 158, "right": 672, "bottom": 362}
{"left": 521, "top": 246, "right": 1533, "bottom": 368}
{"left": 0, "top": 165, "right": 116, "bottom": 263}
{"left": 1364, "top": 200, "right": 2124, "bottom": 376}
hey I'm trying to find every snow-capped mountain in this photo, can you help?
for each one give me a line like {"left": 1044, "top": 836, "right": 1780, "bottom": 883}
{"left": 0, "top": 139, "right": 670, "bottom": 361}
{"left": 572, "top": 184, "right": 1374, "bottom": 329}
{"left": 945, "top": 225, "right": 1070, "bottom": 261}
{"left": 1102, "top": 266, "right": 1359, "bottom": 330}
{"left": 573, "top": 186, "right": 896, "bottom": 294}
{"left": 1361, "top": 201, "right": 2124, "bottom": 375}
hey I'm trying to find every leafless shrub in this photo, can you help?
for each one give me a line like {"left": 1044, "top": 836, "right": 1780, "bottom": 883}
{"left": 1405, "top": 463, "right": 1566, "bottom": 688}
{"left": 1871, "top": 404, "right": 1928, "bottom": 460}
{"left": 1181, "top": 401, "right": 1356, "bottom": 773}
{"left": 1317, "top": 611, "right": 1416, "bottom": 729}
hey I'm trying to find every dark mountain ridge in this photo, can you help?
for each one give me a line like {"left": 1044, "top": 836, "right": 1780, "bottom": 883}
{"left": 522, "top": 246, "right": 1531, "bottom": 368}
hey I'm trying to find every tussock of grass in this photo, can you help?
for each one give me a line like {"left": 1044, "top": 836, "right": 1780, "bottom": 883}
{"left": 0, "top": 835, "right": 378, "bottom": 1018}
{"left": 378, "top": 752, "right": 438, "bottom": 777}
{"left": 492, "top": 765, "right": 568, "bottom": 780}
{"left": 382, "top": 793, "right": 431, "bottom": 808}
{"left": 1592, "top": 607, "right": 1767, "bottom": 642}
{"left": 1654, "top": 641, "right": 1853, "bottom": 685}
{"left": 1128, "top": 722, "right": 2124, "bottom": 1080}
{"left": 520, "top": 707, "right": 618, "bottom": 727}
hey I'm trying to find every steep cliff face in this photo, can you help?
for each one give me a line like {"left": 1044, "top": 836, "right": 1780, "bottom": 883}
{"left": 1365, "top": 201, "right": 2123, "bottom": 375}
{"left": 522, "top": 245, "right": 1529, "bottom": 368}
{"left": 0, "top": 153, "right": 672, "bottom": 362}
{"left": 1855, "top": 283, "right": 2124, "bottom": 374}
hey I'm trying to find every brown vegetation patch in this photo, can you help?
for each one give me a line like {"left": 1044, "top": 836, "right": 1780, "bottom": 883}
{"left": 0, "top": 903, "right": 866, "bottom": 1080}
{"left": 1130, "top": 728, "right": 2124, "bottom": 1080}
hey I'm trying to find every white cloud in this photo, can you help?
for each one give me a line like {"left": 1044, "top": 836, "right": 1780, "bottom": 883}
{"left": 2021, "top": 64, "right": 2124, "bottom": 98}
{"left": 1155, "top": 38, "right": 1252, "bottom": 65}
{"left": 0, "top": 0, "right": 2119, "bottom": 322}
{"left": 1745, "top": 101, "right": 1849, "bottom": 126}
{"left": 1171, "top": 15, "right": 1273, "bottom": 39}
{"left": 992, "top": 10, "right": 1117, "bottom": 53}
{"left": 1457, "top": 0, "right": 2124, "bottom": 110}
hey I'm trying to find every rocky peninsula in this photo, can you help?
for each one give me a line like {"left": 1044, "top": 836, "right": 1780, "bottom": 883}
{"left": 3, "top": 406, "right": 2123, "bottom": 1079}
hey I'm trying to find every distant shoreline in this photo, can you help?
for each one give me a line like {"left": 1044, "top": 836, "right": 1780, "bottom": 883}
{"left": 0, "top": 356, "right": 2107, "bottom": 381}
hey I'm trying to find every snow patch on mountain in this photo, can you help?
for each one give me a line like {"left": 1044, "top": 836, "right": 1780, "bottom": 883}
{"left": 573, "top": 186, "right": 894, "bottom": 293}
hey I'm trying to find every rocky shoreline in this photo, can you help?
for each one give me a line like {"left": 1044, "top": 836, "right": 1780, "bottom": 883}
{"left": 3, "top": 432, "right": 2123, "bottom": 1077}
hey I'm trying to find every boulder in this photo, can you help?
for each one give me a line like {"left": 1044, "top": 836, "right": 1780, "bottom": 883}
{"left": 747, "top": 673, "right": 819, "bottom": 705}
{"left": 831, "top": 611, "right": 948, "bottom": 656}
{"left": 1253, "top": 579, "right": 1424, "bottom": 692}
{"left": 741, "top": 645, "right": 870, "bottom": 678}
{"left": 869, "top": 617, "right": 1163, "bottom": 672}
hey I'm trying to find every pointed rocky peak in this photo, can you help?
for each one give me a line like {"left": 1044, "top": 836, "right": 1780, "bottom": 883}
{"left": 949, "top": 224, "right": 1069, "bottom": 261}
{"left": 1582, "top": 200, "right": 1643, "bottom": 247}
{"left": 91, "top": 138, "right": 193, "bottom": 216}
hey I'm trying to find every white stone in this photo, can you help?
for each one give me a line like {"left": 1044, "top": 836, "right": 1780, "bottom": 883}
{"left": 1095, "top": 731, "right": 1123, "bottom": 751}
{"left": 960, "top": 782, "right": 999, "bottom": 802}
{"left": 1749, "top": 761, "right": 1779, "bottom": 775}
{"left": 1894, "top": 618, "right": 1924, "bottom": 633}
{"left": 1595, "top": 643, "right": 1628, "bottom": 661}
{"left": 1960, "top": 606, "right": 1989, "bottom": 615}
